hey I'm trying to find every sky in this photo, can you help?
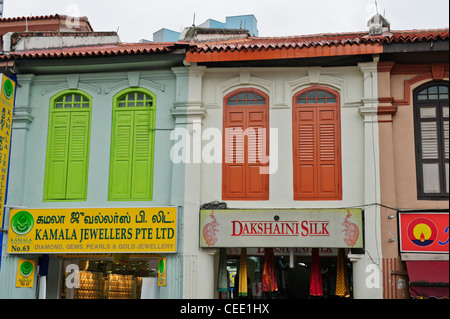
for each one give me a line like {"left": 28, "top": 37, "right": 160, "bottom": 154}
{"left": 2, "top": 0, "right": 449, "bottom": 43}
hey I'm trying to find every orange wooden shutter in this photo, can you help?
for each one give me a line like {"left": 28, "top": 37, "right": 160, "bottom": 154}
{"left": 223, "top": 109, "right": 246, "bottom": 198}
{"left": 293, "top": 88, "right": 341, "bottom": 200}
{"left": 223, "top": 89, "right": 269, "bottom": 200}
{"left": 294, "top": 108, "right": 317, "bottom": 197}
{"left": 317, "top": 107, "right": 341, "bottom": 198}
{"left": 246, "top": 108, "right": 269, "bottom": 199}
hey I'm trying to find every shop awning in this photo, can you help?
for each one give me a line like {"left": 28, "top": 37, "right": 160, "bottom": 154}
{"left": 406, "top": 261, "right": 449, "bottom": 299}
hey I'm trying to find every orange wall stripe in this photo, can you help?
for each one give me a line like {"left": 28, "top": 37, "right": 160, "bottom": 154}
{"left": 187, "top": 43, "right": 383, "bottom": 63}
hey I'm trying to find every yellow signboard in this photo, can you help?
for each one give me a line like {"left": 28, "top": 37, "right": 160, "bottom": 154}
{"left": 8, "top": 207, "right": 177, "bottom": 254}
{"left": 16, "top": 259, "right": 36, "bottom": 288}
{"left": 158, "top": 257, "right": 166, "bottom": 286}
{"left": 0, "top": 74, "right": 15, "bottom": 230}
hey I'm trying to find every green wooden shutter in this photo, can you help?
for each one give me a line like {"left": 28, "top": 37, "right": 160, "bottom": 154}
{"left": 44, "top": 91, "right": 92, "bottom": 202}
{"left": 65, "top": 112, "right": 91, "bottom": 200}
{"left": 109, "top": 111, "right": 134, "bottom": 200}
{"left": 130, "top": 109, "right": 154, "bottom": 199}
{"left": 109, "top": 89, "right": 156, "bottom": 201}
{"left": 44, "top": 112, "right": 71, "bottom": 200}
{"left": 44, "top": 110, "right": 91, "bottom": 200}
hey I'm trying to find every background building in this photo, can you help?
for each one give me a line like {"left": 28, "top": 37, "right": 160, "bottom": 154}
{"left": 152, "top": 14, "right": 258, "bottom": 42}
{"left": 377, "top": 28, "right": 449, "bottom": 299}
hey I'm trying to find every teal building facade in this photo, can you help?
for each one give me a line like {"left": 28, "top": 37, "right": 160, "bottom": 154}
{"left": 0, "top": 43, "right": 190, "bottom": 299}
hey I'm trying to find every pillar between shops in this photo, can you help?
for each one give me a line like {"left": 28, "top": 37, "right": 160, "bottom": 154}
{"left": 355, "top": 60, "right": 384, "bottom": 299}
{"left": 171, "top": 65, "right": 215, "bottom": 299}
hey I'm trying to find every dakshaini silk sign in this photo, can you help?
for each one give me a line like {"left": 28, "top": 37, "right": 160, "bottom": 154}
{"left": 200, "top": 209, "right": 363, "bottom": 248}
{"left": 7, "top": 207, "right": 178, "bottom": 254}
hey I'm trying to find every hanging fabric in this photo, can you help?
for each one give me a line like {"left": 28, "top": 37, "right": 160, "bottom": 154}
{"left": 238, "top": 248, "right": 248, "bottom": 297}
{"left": 309, "top": 248, "right": 323, "bottom": 296}
{"left": 262, "top": 248, "right": 278, "bottom": 292}
{"left": 335, "top": 248, "right": 350, "bottom": 297}
{"left": 217, "top": 248, "right": 228, "bottom": 293}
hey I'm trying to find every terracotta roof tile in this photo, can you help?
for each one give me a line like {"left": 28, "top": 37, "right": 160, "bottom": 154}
{"left": 386, "top": 29, "right": 449, "bottom": 43}
{"left": 189, "top": 29, "right": 449, "bottom": 53}
{"left": 185, "top": 28, "right": 448, "bottom": 62}
{"left": 0, "top": 14, "right": 90, "bottom": 23}
{"left": 1, "top": 42, "right": 189, "bottom": 60}
{"left": 1, "top": 28, "right": 447, "bottom": 62}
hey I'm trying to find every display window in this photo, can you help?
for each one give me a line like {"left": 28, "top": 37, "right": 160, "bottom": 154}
{"left": 218, "top": 248, "right": 353, "bottom": 299}
{"left": 61, "top": 256, "right": 160, "bottom": 299}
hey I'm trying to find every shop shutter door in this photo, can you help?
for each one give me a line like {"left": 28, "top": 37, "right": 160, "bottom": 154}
{"left": 130, "top": 110, "right": 154, "bottom": 200}
{"left": 45, "top": 112, "right": 71, "bottom": 200}
{"left": 66, "top": 112, "right": 91, "bottom": 200}
{"left": 109, "top": 111, "right": 134, "bottom": 200}
{"left": 223, "top": 109, "right": 246, "bottom": 198}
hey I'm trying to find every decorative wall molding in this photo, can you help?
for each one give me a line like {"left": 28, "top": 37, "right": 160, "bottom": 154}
{"left": 104, "top": 78, "right": 165, "bottom": 94}
{"left": 67, "top": 74, "right": 80, "bottom": 89}
{"left": 41, "top": 81, "right": 101, "bottom": 96}
{"left": 286, "top": 73, "right": 362, "bottom": 108}
{"left": 12, "top": 106, "right": 34, "bottom": 130}
{"left": 203, "top": 70, "right": 275, "bottom": 109}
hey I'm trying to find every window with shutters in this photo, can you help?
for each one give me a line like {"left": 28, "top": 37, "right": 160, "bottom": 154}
{"left": 44, "top": 90, "right": 92, "bottom": 201}
{"left": 413, "top": 81, "right": 449, "bottom": 200}
{"left": 223, "top": 89, "right": 269, "bottom": 200}
{"left": 108, "top": 88, "right": 156, "bottom": 201}
{"left": 293, "top": 87, "right": 342, "bottom": 200}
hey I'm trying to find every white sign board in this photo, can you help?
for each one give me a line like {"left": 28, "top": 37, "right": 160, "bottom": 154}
{"left": 200, "top": 209, "right": 363, "bottom": 249}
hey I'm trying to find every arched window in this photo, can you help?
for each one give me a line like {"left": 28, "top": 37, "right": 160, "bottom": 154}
{"left": 223, "top": 88, "right": 269, "bottom": 200}
{"left": 292, "top": 87, "right": 342, "bottom": 200}
{"left": 44, "top": 90, "right": 92, "bottom": 201}
{"left": 413, "top": 82, "right": 449, "bottom": 199}
{"left": 109, "top": 88, "right": 156, "bottom": 201}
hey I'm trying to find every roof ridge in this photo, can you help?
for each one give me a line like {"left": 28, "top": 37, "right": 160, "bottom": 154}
{"left": 0, "top": 14, "right": 90, "bottom": 22}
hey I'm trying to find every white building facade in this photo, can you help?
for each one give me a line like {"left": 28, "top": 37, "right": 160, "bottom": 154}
{"left": 178, "top": 31, "right": 386, "bottom": 299}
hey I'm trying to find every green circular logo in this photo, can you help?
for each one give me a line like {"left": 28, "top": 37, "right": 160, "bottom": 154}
{"left": 19, "top": 261, "right": 34, "bottom": 277}
{"left": 158, "top": 259, "right": 165, "bottom": 275}
{"left": 11, "top": 211, "right": 34, "bottom": 235}
{"left": 3, "top": 79, "right": 14, "bottom": 99}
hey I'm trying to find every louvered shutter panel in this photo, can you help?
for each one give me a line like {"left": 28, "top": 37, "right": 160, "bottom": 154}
{"left": 223, "top": 109, "right": 246, "bottom": 198}
{"left": 247, "top": 109, "right": 269, "bottom": 199}
{"left": 45, "top": 112, "right": 70, "bottom": 200}
{"left": 293, "top": 89, "right": 341, "bottom": 200}
{"left": 65, "top": 112, "right": 91, "bottom": 200}
{"left": 317, "top": 107, "right": 340, "bottom": 198}
{"left": 130, "top": 110, "right": 154, "bottom": 200}
{"left": 109, "top": 111, "right": 134, "bottom": 200}
{"left": 294, "top": 108, "right": 316, "bottom": 199}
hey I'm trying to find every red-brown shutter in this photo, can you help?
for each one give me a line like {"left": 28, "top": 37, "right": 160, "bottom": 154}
{"left": 293, "top": 88, "right": 342, "bottom": 200}
{"left": 294, "top": 108, "right": 317, "bottom": 197}
{"left": 223, "top": 89, "right": 269, "bottom": 200}
{"left": 223, "top": 109, "right": 246, "bottom": 198}
{"left": 246, "top": 108, "right": 269, "bottom": 199}
{"left": 317, "top": 107, "right": 340, "bottom": 198}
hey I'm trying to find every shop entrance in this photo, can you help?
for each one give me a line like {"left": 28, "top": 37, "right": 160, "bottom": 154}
{"left": 220, "top": 248, "right": 353, "bottom": 299}
{"left": 61, "top": 255, "right": 160, "bottom": 299}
